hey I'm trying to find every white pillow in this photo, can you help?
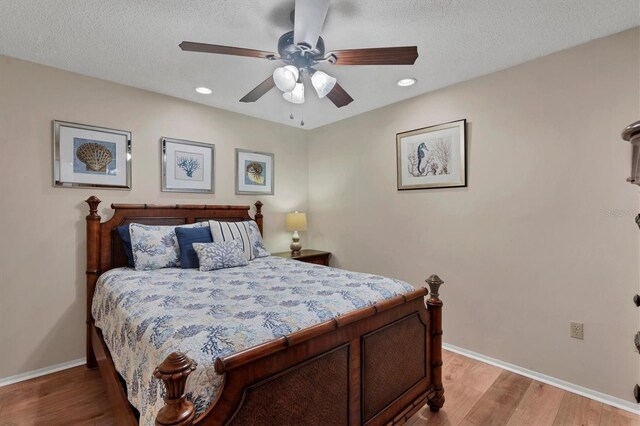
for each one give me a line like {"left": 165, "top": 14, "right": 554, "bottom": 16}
{"left": 208, "top": 220, "right": 254, "bottom": 261}
{"left": 129, "top": 222, "right": 208, "bottom": 270}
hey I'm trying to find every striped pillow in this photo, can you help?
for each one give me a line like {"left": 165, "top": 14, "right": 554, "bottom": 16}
{"left": 208, "top": 220, "right": 254, "bottom": 261}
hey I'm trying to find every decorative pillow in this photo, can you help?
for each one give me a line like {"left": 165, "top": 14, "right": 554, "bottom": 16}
{"left": 129, "top": 222, "right": 208, "bottom": 270}
{"left": 247, "top": 220, "right": 270, "bottom": 258}
{"left": 116, "top": 225, "right": 135, "bottom": 267}
{"left": 175, "top": 226, "right": 213, "bottom": 269}
{"left": 208, "top": 220, "right": 254, "bottom": 261}
{"left": 192, "top": 240, "right": 249, "bottom": 271}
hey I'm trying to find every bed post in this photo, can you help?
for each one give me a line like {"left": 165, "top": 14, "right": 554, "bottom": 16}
{"left": 426, "top": 274, "right": 445, "bottom": 412}
{"left": 154, "top": 352, "right": 197, "bottom": 426}
{"left": 254, "top": 200, "right": 263, "bottom": 235}
{"left": 85, "top": 196, "right": 101, "bottom": 369}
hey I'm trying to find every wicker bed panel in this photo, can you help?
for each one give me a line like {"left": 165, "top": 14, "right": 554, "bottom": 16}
{"left": 362, "top": 313, "right": 427, "bottom": 421}
{"left": 228, "top": 345, "right": 349, "bottom": 426}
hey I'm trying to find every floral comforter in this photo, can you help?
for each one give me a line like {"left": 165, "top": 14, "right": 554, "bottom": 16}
{"left": 92, "top": 256, "right": 414, "bottom": 425}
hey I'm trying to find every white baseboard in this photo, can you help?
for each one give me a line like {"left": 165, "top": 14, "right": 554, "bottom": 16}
{"left": 0, "top": 358, "right": 86, "bottom": 388}
{"left": 443, "top": 343, "right": 640, "bottom": 416}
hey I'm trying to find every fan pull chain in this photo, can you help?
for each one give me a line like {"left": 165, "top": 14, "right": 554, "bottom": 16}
{"left": 300, "top": 104, "right": 305, "bottom": 127}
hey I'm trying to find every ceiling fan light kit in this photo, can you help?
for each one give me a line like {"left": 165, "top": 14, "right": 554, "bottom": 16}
{"left": 273, "top": 65, "right": 299, "bottom": 92}
{"left": 310, "top": 70, "right": 337, "bottom": 98}
{"left": 283, "top": 82, "right": 305, "bottom": 104}
{"left": 179, "top": 0, "right": 418, "bottom": 112}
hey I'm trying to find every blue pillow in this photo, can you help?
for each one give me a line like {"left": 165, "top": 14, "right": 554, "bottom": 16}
{"left": 117, "top": 225, "right": 134, "bottom": 267}
{"left": 175, "top": 226, "right": 213, "bottom": 268}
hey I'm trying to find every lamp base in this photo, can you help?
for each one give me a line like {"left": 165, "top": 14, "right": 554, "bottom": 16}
{"left": 290, "top": 232, "right": 302, "bottom": 256}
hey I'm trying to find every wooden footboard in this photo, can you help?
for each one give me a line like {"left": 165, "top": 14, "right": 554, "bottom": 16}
{"left": 155, "top": 277, "right": 445, "bottom": 426}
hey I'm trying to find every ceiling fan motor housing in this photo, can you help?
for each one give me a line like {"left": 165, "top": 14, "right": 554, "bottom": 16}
{"left": 277, "top": 31, "right": 326, "bottom": 69}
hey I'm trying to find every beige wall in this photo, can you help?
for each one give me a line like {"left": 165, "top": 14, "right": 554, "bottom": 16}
{"left": 307, "top": 28, "right": 640, "bottom": 403}
{"left": 0, "top": 56, "right": 308, "bottom": 378}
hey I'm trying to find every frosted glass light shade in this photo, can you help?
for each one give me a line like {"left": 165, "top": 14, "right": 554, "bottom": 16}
{"left": 273, "top": 65, "right": 299, "bottom": 92}
{"left": 283, "top": 82, "right": 305, "bottom": 104}
{"left": 311, "top": 70, "right": 337, "bottom": 98}
{"left": 286, "top": 211, "right": 307, "bottom": 231}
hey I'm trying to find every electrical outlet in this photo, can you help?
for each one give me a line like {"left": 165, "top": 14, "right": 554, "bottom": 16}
{"left": 570, "top": 322, "right": 584, "bottom": 340}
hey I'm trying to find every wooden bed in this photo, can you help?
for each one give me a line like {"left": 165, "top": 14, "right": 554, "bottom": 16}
{"left": 84, "top": 196, "right": 445, "bottom": 425}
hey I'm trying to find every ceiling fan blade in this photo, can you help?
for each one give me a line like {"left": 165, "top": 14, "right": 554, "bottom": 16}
{"left": 180, "top": 41, "right": 277, "bottom": 59}
{"left": 326, "top": 83, "right": 353, "bottom": 108}
{"left": 330, "top": 46, "right": 418, "bottom": 65}
{"left": 293, "top": 0, "right": 330, "bottom": 49}
{"left": 239, "top": 75, "right": 276, "bottom": 103}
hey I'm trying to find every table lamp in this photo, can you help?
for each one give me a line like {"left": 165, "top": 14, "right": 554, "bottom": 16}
{"left": 286, "top": 211, "right": 307, "bottom": 256}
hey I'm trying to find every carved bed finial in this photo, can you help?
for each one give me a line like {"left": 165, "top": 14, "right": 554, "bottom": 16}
{"left": 254, "top": 201, "right": 264, "bottom": 236}
{"left": 426, "top": 274, "right": 444, "bottom": 302}
{"left": 154, "top": 352, "right": 197, "bottom": 426}
{"left": 425, "top": 274, "right": 445, "bottom": 412}
{"left": 85, "top": 196, "right": 101, "bottom": 216}
{"left": 85, "top": 196, "right": 102, "bottom": 368}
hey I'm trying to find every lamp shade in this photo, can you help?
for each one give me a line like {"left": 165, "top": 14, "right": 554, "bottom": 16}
{"left": 273, "top": 65, "right": 299, "bottom": 92}
{"left": 286, "top": 211, "right": 307, "bottom": 231}
{"left": 311, "top": 70, "right": 337, "bottom": 98}
{"left": 283, "top": 82, "right": 305, "bottom": 104}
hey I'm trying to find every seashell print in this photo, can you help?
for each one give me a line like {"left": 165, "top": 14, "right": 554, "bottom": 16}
{"left": 76, "top": 142, "right": 113, "bottom": 172}
{"left": 246, "top": 161, "right": 264, "bottom": 184}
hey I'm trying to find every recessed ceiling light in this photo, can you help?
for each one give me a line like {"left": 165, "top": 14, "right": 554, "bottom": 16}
{"left": 397, "top": 78, "right": 417, "bottom": 87}
{"left": 195, "top": 87, "right": 212, "bottom": 94}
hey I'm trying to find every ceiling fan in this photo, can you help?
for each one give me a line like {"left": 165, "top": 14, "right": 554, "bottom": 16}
{"left": 179, "top": 0, "right": 418, "bottom": 109}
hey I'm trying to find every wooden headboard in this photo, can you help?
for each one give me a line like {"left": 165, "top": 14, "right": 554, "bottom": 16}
{"left": 83, "top": 196, "right": 263, "bottom": 365}
{"left": 85, "top": 196, "right": 263, "bottom": 273}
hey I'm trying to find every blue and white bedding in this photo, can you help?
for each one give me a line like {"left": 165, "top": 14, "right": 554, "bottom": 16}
{"left": 92, "top": 256, "right": 414, "bottom": 425}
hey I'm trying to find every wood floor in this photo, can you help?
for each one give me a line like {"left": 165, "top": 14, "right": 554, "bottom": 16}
{"left": 0, "top": 350, "right": 637, "bottom": 426}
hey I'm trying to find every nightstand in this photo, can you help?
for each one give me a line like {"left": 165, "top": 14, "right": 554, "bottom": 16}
{"left": 272, "top": 249, "right": 331, "bottom": 266}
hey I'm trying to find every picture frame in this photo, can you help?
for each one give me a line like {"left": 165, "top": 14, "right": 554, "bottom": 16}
{"left": 161, "top": 137, "right": 215, "bottom": 193}
{"left": 396, "top": 119, "right": 467, "bottom": 190}
{"left": 235, "top": 149, "right": 274, "bottom": 195}
{"left": 53, "top": 120, "right": 131, "bottom": 189}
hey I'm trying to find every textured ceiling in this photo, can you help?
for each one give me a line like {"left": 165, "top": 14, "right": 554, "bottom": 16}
{"left": 0, "top": 0, "right": 638, "bottom": 129}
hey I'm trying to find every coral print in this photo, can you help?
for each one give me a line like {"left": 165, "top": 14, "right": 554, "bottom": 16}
{"left": 192, "top": 240, "right": 249, "bottom": 271}
{"left": 177, "top": 156, "right": 200, "bottom": 177}
{"left": 174, "top": 151, "right": 204, "bottom": 181}
{"left": 129, "top": 222, "right": 209, "bottom": 270}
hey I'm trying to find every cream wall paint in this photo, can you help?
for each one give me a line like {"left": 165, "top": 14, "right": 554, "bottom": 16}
{"left": 307, "top": 28, "right": 640, "bottom": 403}
{"left": 0, "top": 56, "right": 308, "bottom": 378}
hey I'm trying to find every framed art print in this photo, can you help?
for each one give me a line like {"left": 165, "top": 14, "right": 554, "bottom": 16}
{"left": 161, "top": 137, "right": 214, "bottom": 193}
{"left": 53, "top": 120, "right": 131, "bottom": 189}
{"left": 396, "top": 119, "right": 466, "bottom": 190}
{"left": 235, "top": 149, "right": 274, "bottom": 195}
